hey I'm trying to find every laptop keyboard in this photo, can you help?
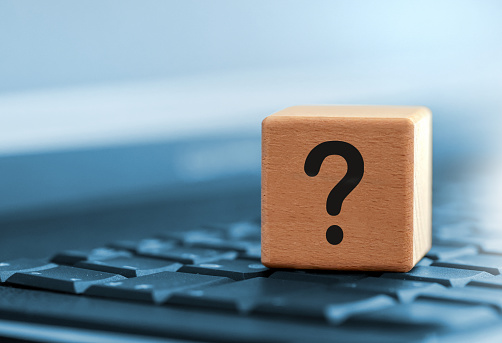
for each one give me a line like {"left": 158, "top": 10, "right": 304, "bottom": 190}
{"left": 2, "top": 218, "right": 502, "bottom": 341}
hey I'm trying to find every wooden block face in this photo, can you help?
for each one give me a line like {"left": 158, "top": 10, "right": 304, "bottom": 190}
{"left": 261, "top": 106, "right": 432, "bottom": 272}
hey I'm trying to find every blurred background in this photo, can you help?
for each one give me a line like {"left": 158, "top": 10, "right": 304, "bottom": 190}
{"left": 0, "top": 0, "right": 501, "bottom": 228}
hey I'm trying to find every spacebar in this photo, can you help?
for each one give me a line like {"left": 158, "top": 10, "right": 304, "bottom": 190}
{"left": 0, "top": 286, "right": 378, "bottom": 343}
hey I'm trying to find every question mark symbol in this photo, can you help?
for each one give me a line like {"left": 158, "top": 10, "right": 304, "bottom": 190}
{"left": 304, "top": 141, "right": 364, "bottom": 245}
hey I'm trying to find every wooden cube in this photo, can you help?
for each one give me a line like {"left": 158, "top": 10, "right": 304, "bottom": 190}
{"left": 261, "top": 105, "right": 432, "bottom": 272}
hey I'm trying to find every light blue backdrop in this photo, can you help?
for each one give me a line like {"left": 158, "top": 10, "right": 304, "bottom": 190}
{"left": 0, "top": 1, "right": 501, "bottom": 216}
{"left": 1, "top": 0, "right": 501, "bottom": 93}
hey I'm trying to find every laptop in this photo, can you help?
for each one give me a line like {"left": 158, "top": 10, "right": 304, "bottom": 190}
{"left": 1, "top": 67, "right": 502, "bottom": 342}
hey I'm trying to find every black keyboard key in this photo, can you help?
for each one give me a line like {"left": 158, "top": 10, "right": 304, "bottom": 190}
{"left": 254, "top": 287, "right": 395, "bottom": 324}
{"left": 381, "top": 266, "right": 490, "bottom": 287}
{"left": 0, "top": 287, "right": 435, "bottom": 343}
{"left": 432, "top": 254, "right": 502, "bottom": 275}
{"left": 352, "top": 299, "right": 498, "bottom": 329}
{"left": 7, "top": 265, "right": 126, "bottom": 294}
{"left": 76, "top": 256, "right": 182, "bottom": 277}
{"left": 426, "top": 244, "right": 477, "bottom": 260}
{"left": 347, "top": 277, "right": 446, "bottom": 302}
{"left": 169, "top": 277, "right": 321, "bottom": 313}
{"left": 0, "top": 258, "right": 57, "bottom": 282}
{"left": 179, "top": 259, "right": 270, "bottom": 281}
{"left": 51, "top": 247, "right": 132, "bottom": 265}
{"left": 468, "top": 275, "right": 502, "bottom": 289}
{"left": 270, "top": 270, "right": 368, "bottom": 285}
{"left": 86, "top": 271, "right": 232, "bottom": 303}
{"left": 139, "top": 246, "right": 238, "bottom": 264}
{"left": 417, "top": 286, "right": 502, "bottom": 311}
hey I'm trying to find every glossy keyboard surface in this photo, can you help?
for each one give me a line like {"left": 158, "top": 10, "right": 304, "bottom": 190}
{"left": 3, "top": 215, "right": 502, "bottom": 343}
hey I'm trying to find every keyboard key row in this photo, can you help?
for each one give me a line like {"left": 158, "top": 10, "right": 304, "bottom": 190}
{"left": 165, "top": 277, "right": 499, "bottom": 329}
{"left": 253, "top": 286, "right": 396, "bottom": 324}
{"left": 138, "top": 246, "right": 238, "bottom": 264}
{"left": 7, "top": 265, "right": 126, "bottom": 294}
{"left": 51, "top": 247, "right": 132, "bottom": 265}
{"left": 0, "top": 258, "right": 57, "bottom": 282}
{"left": 76, "top": 256, "right": 183, "bottom": 277}
{"left": 86, "top": 271, "right": 233, "bottom": 304}
{"left": 270, "top": 270, "right": 369, "bottom": 285}
{"left": 179, "top": 259, "right": 270, "bottom": 281}
{"left": 169, "top": 277, "right": 323, "bottom": 313}
{"left": 2, "top": 257, "right": 502, "bottom": 331}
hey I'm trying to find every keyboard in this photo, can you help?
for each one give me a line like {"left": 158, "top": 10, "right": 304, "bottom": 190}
{"left": 2, "top": 216, "right": 502, "bottom": 342}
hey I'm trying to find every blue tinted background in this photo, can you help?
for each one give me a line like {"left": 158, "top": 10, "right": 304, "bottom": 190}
{"left": 0, "top": 1, "right": 501, "bottom": 216}
{"left": 1, "top": 0, "right": 501, "bottom": 92}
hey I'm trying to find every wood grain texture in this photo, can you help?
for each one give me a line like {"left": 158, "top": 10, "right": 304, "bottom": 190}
{"left": 261, "top": 105, "right": 432, "bottom": 272}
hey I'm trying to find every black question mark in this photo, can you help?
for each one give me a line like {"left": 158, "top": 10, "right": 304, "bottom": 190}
{"left": 304, "top": 141, "right": 364, "bottom": 245}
